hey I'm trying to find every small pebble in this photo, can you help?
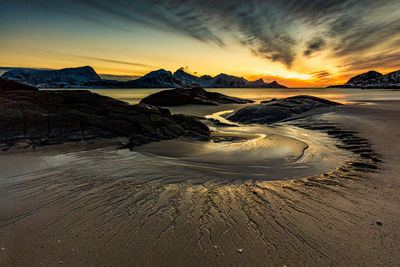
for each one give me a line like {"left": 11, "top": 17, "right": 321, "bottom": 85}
{"left": 237, "top": 248, "right": 244, "bottom": 253}
{"left": 376, "top": 221, "right": 383, "bottom": 226}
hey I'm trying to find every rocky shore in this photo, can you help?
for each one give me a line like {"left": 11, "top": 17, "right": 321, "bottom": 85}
{"left": 0, "top": 79, "right": 210, "bottom": 150}
{"left": 1, "top": 79, "right": 399, "bottom": 266}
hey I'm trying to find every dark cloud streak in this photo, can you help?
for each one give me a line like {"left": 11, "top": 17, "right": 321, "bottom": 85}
{"left": 304, "top": 37, "right": 326, "bottom": 56}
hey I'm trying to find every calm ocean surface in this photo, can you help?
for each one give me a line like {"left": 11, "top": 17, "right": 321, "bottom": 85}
{"left": 84, "top": 88, "right": 400, "bottom": 104}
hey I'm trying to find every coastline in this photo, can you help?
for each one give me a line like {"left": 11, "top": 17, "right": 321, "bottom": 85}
{"left": 0, "top": 100, "right": 399, "bottom": 265}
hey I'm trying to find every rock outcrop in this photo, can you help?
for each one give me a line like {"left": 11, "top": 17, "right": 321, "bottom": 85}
{"left": 225, "top": 95, "right": 341, "bottom": 124}
{"left": 0, "top": 79, "right": 210, "bottom": 150}
{"left": 140, "top": 87, "right": 254, "bottom": 106}
{"left": 329, "top": 70, "right": 400, "bottom": 88}
{"left": 0, "top": 78, "right": 38, "bottom": 92}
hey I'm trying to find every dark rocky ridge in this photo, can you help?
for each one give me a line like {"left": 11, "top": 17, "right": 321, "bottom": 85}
{"left": 329, "top": 70, "right": 400, "bottom": 88}
{"left": 140, "top": 87, "right": 254, "bottom": 106}
{"left": 0, "top": 78, "right": 38, "bottom": 92}
{"left": 0, "top": 79, "right": 210, "bottom": 150}
{"left": 226, "top": 95, "right": 341, "bottom": 124}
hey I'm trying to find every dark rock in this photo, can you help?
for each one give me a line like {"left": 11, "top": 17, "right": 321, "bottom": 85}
{"left": 261, "top": 98, "right": 277, "bottom": 103}
{"left": 226, "top": 95, "right": 341, "bottom": 124}
{"left": 0, "top": 79, "right": 211, "bottom": 149}
{"left": 0, "top": 78, "right": 38, "bottom": 92}
{"left": 376, "top": 221, "right": 383, "bottom": 226}
{"left": 140, "top": 87, "right": 254, "bottom": 106}
{"left": 207, "top": 118, "right": 237, "bottom": 127}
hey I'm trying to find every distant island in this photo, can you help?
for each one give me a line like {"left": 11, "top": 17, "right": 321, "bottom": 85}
{"left": 329, "top": 70, "right": 400, "bottom": 89}
{"left": 1, "top": 66, "right": 287, "bottom": 89}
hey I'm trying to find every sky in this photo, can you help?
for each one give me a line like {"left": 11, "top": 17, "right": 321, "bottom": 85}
{"left": 0, "top": 0, "right": 399, "bottom": 87}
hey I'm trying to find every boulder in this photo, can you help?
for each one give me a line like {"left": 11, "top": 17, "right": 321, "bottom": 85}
{"left": 140, "top": 87, "right": 254, "bottom": 106}
{"left": 226, "top": 95, "right": 341, "bottom": 124}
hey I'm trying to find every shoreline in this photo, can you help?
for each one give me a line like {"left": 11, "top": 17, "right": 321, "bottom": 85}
{"left": 0, "top": 100, "right": 399, "bottom": 265}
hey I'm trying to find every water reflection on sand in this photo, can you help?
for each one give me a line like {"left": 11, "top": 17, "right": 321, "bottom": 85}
{"left": 134, "top": 104, "right": 351, "bottom": 181}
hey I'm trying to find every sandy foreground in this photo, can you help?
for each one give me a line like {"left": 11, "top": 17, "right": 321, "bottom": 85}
{"left": 0, "top": 100, "right": 399, "bottom": 266}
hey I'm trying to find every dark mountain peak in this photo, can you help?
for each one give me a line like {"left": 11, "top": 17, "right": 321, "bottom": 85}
{"left": 199, "top": 75, "right": 213, "bottom": 80}
{"left": 147, "top": 69, "right": 172, "bottom": 75}
{"left": 347, "top": 70, "right": 383, "bottom": 84}
{"left": 366, "top": 70, "right": 382, "bottom": 75}
{"left": 329, "top": 69, "right": 400, "bottom": 88}
{"left": 173, "top": 69, "right": 186, "bottom": 75}
{"left": 130, "top": 69, "right": 185, "bottom": 88}
{"left": 1, "top": 65, "right": 101, "bottom": 88}
{"left": 68, "top": 65, "right": 94, "bottom": 71}
{"left": 173, "top": 69, "right": 197, "bottom": 79}
{"left": 58, "top": 66, "right": 101, "bottom": 79}
{"left": 215, "top": 73, "right": 239, "bottom": 79}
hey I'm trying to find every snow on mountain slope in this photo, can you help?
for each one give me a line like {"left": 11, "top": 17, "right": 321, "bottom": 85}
{"left": 1, "top": 66, "right": 287, "bottom": 88}
{"left": 126, "top": 69, "right": 185, "bottom": 88}
{"left": 1, "top": 66, "right": 101, "bottom": 88}
{"left": 329, "top": 70, "right": 400, "bottom": 88}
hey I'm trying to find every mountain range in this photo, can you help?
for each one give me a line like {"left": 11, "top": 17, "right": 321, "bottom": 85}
{"left": 1, "top": 66, "right": 287, "bottom": 89}
{"left": 329, "top": 70, "right": 400, "bottom": 88}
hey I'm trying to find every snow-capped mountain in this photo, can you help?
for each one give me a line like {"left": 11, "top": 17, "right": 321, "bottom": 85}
{"left": 173, "top": 70, "right": 286, "bottom": 88}
{"left": 1, "top": 66, "right": 287, "bottom": 88}
{"left": 203, "top": 73, "right": 249, "bottom": 88}
{"left": 1, "top": 66, "right": 101, "bottom": 88}
{"left": 126, "top": 69, "right": 185, "bottom": 88}
{"left": 329, "top": 70, "right": 400, "bottom": 88}
{"left": 173, "top": 69, "right": 202, "bottom": 87}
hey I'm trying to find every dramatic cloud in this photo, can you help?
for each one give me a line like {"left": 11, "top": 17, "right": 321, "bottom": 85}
{"left": 3, "top": 0, "right": 400, "bottom": 71}
{"left": 311, "top": 71, "right": 331, "bottom": 80}
{"left": 304, "top": 37, "right": 326, "bottom": 56}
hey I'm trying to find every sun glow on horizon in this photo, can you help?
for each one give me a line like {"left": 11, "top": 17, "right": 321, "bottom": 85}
{"left": 1, "top": 1, "right": 399, "bottom": 88}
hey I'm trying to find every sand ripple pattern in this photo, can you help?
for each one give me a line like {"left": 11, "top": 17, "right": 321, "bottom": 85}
{"left": 0, "top": 118, "right": 390, "bottom": 266}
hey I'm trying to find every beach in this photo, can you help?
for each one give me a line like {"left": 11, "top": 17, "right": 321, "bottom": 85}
{"left": 0, "top": 96, "right": 400, "bottom": 266}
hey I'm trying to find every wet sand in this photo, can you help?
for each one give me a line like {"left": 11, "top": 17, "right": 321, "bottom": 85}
{"left": 1, "top": 101, "right": 400, "bottom": 266}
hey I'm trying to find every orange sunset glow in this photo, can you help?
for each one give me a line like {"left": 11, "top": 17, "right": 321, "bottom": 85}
{"left": 1, "top": 1, "right": 400, "bottom": 87}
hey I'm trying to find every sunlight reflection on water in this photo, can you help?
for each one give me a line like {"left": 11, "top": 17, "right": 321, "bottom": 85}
{"left": 84, "top": 87, "right": 400, "bottom": 105}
